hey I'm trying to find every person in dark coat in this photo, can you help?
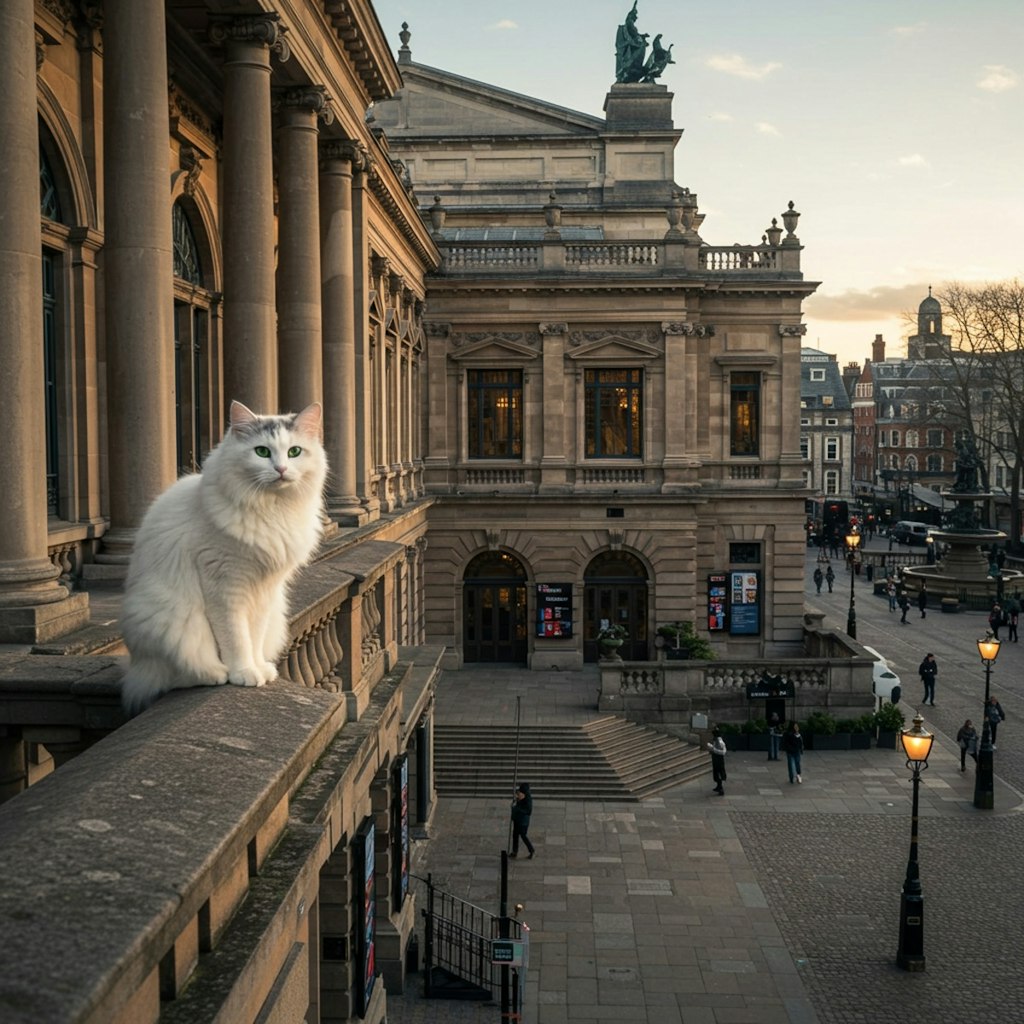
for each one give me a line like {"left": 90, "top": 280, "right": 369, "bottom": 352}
{"left": 985, "top": 696, "right": 1006, "bottom": 747}
{"left": 918, "top": 653, "right": 938, "bottom": 706}
{"left": 813, "top": 567, "right": 824, "bottom": 593}
{"left": 957, "top": 720, "right": 978, "bottom": 771}
{"left": 917, "top": 584, "right": 928, "bottom": 618}
{"left": 781, "top": 723, "right": 804, "bottom": 784}
{"left": 510, "top": 782, "right": 535, "bottom": 859}
{"left": 989, "top": 603, "right": 1003, "bottom": 640}
{"left": 825, "top": 565, "right": 835, "bottom": 593}
{"left": 898, "top": 591, "right": 910, "bottom": 623}
{"left": 707, "top": 729, "right": 727, "bottom": 795}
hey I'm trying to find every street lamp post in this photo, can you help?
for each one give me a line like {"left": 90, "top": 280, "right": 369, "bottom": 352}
{"left": 845, "top": 529, "right": 861, "bottom": 639}
{"left": 973, "top": 633, "right": 1000, "bottom": 810}
{"left": 896, "top": 712, "right": 934, "bottom": 972}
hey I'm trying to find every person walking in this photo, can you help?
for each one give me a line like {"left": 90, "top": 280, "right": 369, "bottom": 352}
{"left": 957, "top": 720, "right": 978, "bottom": 771}
{"left": 781, "top": 722, "right": 804, "bottom": 784}
{"left": 1007, "top": 597, "right": 1019, "bottom": 643}
{"left": 767, "top": 712, "right": 782, "bottom": 762}
{"left": 886, "top": 578, "right": 897, "bottom": 612}
{"left": 898, "top": 590, "right": 910, "bottom": 624}
{"left": 707, "top": 729, "right": 727, "bottom": 795}
{"left": 917, "top": 583, "right": 928, "bottom": 619}
{"left": 825, "top": 565, "right": 835, "bottom": 593}
{"left": 509, "top": 782, "right": 535, "bottom": 859}
{"left": 988, "top": 602, "right": 1003, "bottom": 640}
{"left": 985, "top": 696, "right": 1006, "bottom": 747}
{"left": 918, "top": 653, "right": 938, "bottom": 706}
{"left": 813, "top": 566, "right": 824, "bottom": 594}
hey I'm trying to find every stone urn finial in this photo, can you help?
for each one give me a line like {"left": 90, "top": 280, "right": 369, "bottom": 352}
{"left": 765, "top": 217, "right": 783, "bottom": 247}
{"left": 781, "top": 200, "right": 801, "bottom": 244}
{"left": 543, "top": 191, "right": 562, "bottom": 230}
{"left": 429, "top": 195, "right": 445, "bottom": 233}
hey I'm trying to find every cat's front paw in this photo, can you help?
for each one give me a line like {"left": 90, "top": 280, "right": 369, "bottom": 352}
{"left": 227, "top": 665, "right": 268, "bottom": 688}
{"left": 261, "top": 661, "right": 280, "bottom": 682}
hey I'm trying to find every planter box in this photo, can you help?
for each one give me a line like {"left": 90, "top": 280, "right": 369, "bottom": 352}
{"left": 747, "top": 734, "right": 772, "bottom": 752}
{"left": 941, "top": 598, "right": 960, "bottom": 614}
{"left": 811, "top": 733, "right": 851, "bottom": 751}
{"left": 850, "top": 733, "right": 872, "bottom": 750}
{"left": 665, "top": 648, "right": 690, "bottom": 660}
{"left": 723, "top": 734, "right": 748, "bottom": 751}
{"left": 877, "top": 729, "right": 899, "bottom": 750}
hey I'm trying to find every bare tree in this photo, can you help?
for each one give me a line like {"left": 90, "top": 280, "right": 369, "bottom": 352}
{"left": 936, "top": 280, "right": 1024, "bottom": 549}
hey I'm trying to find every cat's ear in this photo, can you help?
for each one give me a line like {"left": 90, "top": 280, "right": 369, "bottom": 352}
{"left": 229, "top": 401, "right": 259, "bottom": 432}
{"left": 293, "top": 402, "right": 323, "bottom": 439}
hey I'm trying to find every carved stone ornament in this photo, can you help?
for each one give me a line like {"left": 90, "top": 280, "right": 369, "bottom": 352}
{"left": 320, "top": 138, "right": 367, "bottom": 171}
{"left": 371, "top": 255, "right": 391, "bottom": 281}
{"left": 778, "top": 324, "right": 808, "bottom": 336}
{"left": 539, "top": 323, "right": 568, "bottom": 335}
{"left": 569, "top": 328, "right": 660, "bottom": 347}
{"left": 451, "top": 331, "right": 540, "bottom": 351}
{"left": 423, "top": 322, "right": 450, "bottom": 337}
{"left": 278, "top": 85, "right": 334, "bottom": 125}
{"left": 178, "top": 146, "right": 203, "bottom": 197}
{"left": 209, "top": 13, "right": 291, "bottom": 63}
{"left": 680, "top": 323, "right": 715, "bottom": 337}
{"left": 486, "top": 530, "right": 501, "bottom": 551}
{"left": 661, "top": 321, "right": 688, "bottom": 335}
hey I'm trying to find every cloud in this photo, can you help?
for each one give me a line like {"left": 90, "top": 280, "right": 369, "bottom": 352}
{"left": 891, "top": 22, "right": 927, "bottom": 36}
{"left": 976, "top": 65, "right": 1018, "bottom": 92}
{"left": 705, "top": 54, "right": 782, "bottom": 80}
{"left": 487, "top": 19, "right": 518, "bottom": 30}
{"left": 707, "top": 112, "right": 734, "bottom": 122}
{"left": 897, "top": 153, "right": 930, "bottom": 168}
{"left": 756, "top": 121, "right": 781, "bottom": 136}
{"left": 804, "top": 284, "right": 933, "bottom": 323}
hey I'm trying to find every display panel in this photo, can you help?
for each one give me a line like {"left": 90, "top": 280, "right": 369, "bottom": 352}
{"left": 536, "top": 583, "right": 573, "bottom": 638}
{"left": 707, "top": 573, "right": 728, "bottom": 632}
{"left": 729, "top": 570, "right": 761, "bottom": 635}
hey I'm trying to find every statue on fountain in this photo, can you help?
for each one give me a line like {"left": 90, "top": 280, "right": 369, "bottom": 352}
{"left": 951, "top": 435, "right": 983, "bottom": 494}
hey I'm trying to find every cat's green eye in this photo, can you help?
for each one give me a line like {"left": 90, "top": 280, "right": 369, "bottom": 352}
{"left": 288, "top": 446, "right": 302, "bottom": 458}
{"left": 254, "top": 446, "right": 271, "bottom": 458}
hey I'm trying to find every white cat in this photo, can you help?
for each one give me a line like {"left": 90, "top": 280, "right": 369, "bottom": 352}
{"left": 120, "top": 401, "right": 328, "bottom": 714}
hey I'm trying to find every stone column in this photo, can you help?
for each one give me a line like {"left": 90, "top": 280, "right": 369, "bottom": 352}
{"left": 319, "top": 140, "right": 366, "bottom": 524}
{"left": 98, "top": 0, "right": 178, "bottom": 572}
{"left": 276, "top": 86, "right": 330, "bottom": 414}
{"left": 0, "top": 0, "right": 88, "bottom": 641}
{"left": 212, "top": 13, "right": 289, "bottom": 413}
{"left": 388, "top": 271, "right": 405, "bottom": 501}
{"left": 538, "top": 323, "right": 570, "bottom": 493}
{"left": 352, "top": 168, "right": 379, "bottom": 519}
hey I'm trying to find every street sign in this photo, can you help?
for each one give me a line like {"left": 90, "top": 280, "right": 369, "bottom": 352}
{"left": 491, "top": 939, "right": 524, "bottom": 966}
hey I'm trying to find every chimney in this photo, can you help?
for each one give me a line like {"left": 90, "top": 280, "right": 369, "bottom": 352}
{"left": 872, "top": 333, "right": 885, "bottom": 363}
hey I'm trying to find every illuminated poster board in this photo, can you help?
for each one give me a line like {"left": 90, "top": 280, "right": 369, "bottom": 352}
{"left": 707, "top": 574, "right": 728, "bottom": 632}
{"left": 729, "top": 570, "right": 761, "bottom": 635}
{"left": 355, "top": 818, "right": 376, "bottom": 1016}
{"left": 536, "top": 583, "right": 573, "bottom": 638}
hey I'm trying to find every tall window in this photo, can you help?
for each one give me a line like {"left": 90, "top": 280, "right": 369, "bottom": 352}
{"left": 585, "top": 368, "right": 642, "bottom": 458}
{"left": 927, "top": 455, "right": 942, "bottom": 473}
{"left": 824, "top": 469, "right": 839, "bottom": 495}
{"left": 730, "top": 371, "right": 759, "bottom": 456}
{"left": 467, "top": 369, "right": 523, "bottom": 458}
{"left": 800, "top": 435, "right": 809, "bottom": 459}
{"left": 890, "top": 429, "right": 900, "bottom": 448}
{"left": 825, "top": 437, "right": 839, "bottom": 461}
{"left": 927, "top": 429, "right": 944, "bottom": 447}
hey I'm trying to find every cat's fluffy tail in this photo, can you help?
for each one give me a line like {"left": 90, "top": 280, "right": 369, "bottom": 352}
{"left": 120, "top": 660, "right": 170, "bottom": 717}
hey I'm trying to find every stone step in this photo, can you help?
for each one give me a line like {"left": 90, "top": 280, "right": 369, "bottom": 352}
{"left": 434, "top": 717, "right": 709, "bottom": 801}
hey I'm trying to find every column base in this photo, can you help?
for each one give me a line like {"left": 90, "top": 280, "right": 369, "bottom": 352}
{"left": 0, "top": 591, "right": 90, "bottom": 645}
{"left": 327, "top": 496, "right": 370, "bottom": 527}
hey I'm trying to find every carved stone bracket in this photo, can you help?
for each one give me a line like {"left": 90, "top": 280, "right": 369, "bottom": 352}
{"left": 177, "top": 145, "right": 204, "bottom": 197}
{"left": 485, "top": 530, "right": 501, "bottom": 552}
{"left": 680, "top": 324, "right": 715, "bottom": 337}
{"left": 370, "top": 254, "right": 391, "bottom": 281}
{"left": 778, "top": 324, "right": 808, "bottom": 336}
{"left": 661, "top": 321, "right": 688, "bottom": 335}
{"left": 209, "top": 13, "right": 291, "bottom": 63}
{"left": 539, "top": 322, "right": 568, "bottom": 335}
{"left": 608, "top": 530, "right": 624, "bottom": 551}
{"left": 423, "top": 322, "right": 450, "bottom": 337}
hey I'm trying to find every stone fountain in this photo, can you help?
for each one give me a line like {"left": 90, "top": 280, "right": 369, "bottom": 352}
{"left": 902, "top": 438, "right": 1023, "bottom": 602}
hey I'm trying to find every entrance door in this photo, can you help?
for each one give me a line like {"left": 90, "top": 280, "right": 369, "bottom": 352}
{"left": 463, "top": 551, "right": 528, "bottom": 664}
{"left": 583, "top": 551, "right": 649, "bottom": 662}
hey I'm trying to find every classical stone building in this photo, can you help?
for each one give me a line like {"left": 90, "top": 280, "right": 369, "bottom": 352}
{"left": 799, "top": 348, "right": 853, "bottom": 499}
{"left": 374, "top": 28, "right": 818, "bottom": 665}
{"left": 0, "top": 4, "right": 831, "bottom": 1021}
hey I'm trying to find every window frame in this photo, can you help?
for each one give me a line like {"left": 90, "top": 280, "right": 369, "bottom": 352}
{"left": 467, "top": 368, "right": 524, "bottom": 460}
{"left": 729, "top": 371, "right": 760, "bottom": 457}
{"left": 584, "top": 367, "right": 643, "bottom": 459}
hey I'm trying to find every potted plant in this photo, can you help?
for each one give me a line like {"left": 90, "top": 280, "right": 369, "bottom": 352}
{"left": 596, "top": 622, "right": 628, "bottom": 659}
{"left": 657, "top": 621, "right": 715, "bottom": 660}
{"left": 716, "top": 721, "right": 747, "bottom": 751}
{"left": 807, "top": 710, "right": 849, "bottom": 750}
{"left": 874, "top": 702, "right": 905, "bottom": 749}
{"left": 743, "top": 717, "right": 771, "bottom": 751}
{"left": 841, "top": 715, "right": 874, "bottom": 750}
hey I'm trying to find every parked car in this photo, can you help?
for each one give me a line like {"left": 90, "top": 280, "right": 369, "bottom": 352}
{"left": 863, "top": 645, "right": 902, "bottom": 704}
{"left": 892, "top": 521, "right": 931, "bottom": 545}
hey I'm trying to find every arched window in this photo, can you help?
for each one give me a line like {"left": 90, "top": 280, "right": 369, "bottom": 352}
{"left": 172, "top": 199, "right": 217, "bottom": 475}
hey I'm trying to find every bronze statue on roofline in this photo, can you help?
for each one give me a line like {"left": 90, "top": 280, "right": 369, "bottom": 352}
{"left": 615, "top": 2, "right": 674, "bottom": 83}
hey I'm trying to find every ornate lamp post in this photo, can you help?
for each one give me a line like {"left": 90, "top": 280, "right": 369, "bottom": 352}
{"left": 845, "top": 529, "right": 861, "bottom": 639}
{"left": 896, "top": 712, "right": 934, "bottom": 971}
{"left": 973, "top": 633, "right": 1000, "bottom": 810}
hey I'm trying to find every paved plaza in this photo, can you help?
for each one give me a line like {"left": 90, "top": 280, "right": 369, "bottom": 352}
{"left": 391, "top": 542, "right": 1024, "bottom": 1023}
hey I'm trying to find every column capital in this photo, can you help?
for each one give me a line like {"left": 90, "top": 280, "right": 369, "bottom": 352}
{"left": 210, "top": 12, "right": 291, "bottom": 62}
{"left": 320, "top": 138, "right": 367, "bottom": 170}
{"left": 277, "top": 85, "right": 334, "bottom": 125}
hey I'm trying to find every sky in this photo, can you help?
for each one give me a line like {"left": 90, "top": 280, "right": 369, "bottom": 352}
{"left": 369, "top": 0, "right": 1022, "bottom": 368}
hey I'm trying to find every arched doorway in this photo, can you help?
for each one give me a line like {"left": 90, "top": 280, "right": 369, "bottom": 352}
{"left": 583, "top": 551, "right": 649, "bottom": 662}
{"left": 463, "top": 551, "right": 528, "bottom": 664}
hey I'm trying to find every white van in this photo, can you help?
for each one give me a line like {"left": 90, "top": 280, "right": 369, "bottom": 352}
{"left": 892, "top": 521, "right": 930, "bottom": 545}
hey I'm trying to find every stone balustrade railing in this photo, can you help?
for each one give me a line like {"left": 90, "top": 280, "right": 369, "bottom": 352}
{"left": 435, "top": 238, "right": 802, "bottom": 275}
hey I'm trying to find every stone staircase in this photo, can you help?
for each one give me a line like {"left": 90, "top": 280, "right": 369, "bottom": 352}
{"left": 434, "top": 716, "right": 709, "bottom": 801}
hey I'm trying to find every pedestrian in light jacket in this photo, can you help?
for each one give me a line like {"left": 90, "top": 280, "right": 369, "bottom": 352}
{"left": 707, "top": 729, "right": 727, "bottom": 795}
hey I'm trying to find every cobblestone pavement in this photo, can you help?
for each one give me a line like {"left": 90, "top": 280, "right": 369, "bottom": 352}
{"left": 387, "top": 554, "right": 1024, "bottom": 1023}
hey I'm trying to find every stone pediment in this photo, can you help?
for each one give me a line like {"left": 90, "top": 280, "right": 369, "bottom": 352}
{"left": 449, "top": 331, "right": 542, "bottom": 362}
{"left": 566, "top": 329, "right": 662, "bottom": 360}
{"left": 375, "top": 63, "right": 605, "bottom": 138}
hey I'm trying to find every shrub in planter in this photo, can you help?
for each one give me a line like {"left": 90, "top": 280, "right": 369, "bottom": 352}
{"left": 716, "top": 722, "right": 747, "bottom": 751}
{"left": 842, "top": 715, "right": 874, "bottom": 749}
{"left": 807, "top": 711, "right": 849, "bottom": 750}
{"left": 874, "top": 702, "right": 905, "bottom": 749}
{"left": 744, "top": 717, "right": 771, "bottom": 751}
{"left": 656, "top": 621, "right": 716, "bottom": 660}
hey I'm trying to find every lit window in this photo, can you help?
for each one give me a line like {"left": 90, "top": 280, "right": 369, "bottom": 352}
{"left": 730, "top": 371, "right": 759, "bottom": 456}
{"left": 468, "top": 369, "right": 523, "bottom": 458}
{"left": 585, "top": 368, "right": 642, "bottom": 458}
